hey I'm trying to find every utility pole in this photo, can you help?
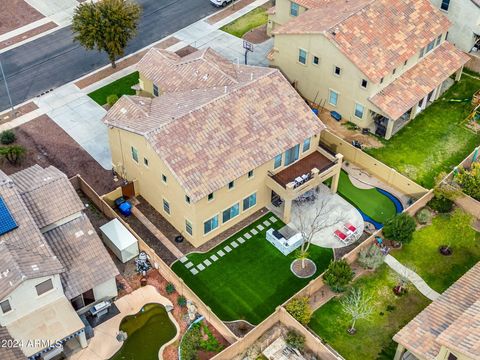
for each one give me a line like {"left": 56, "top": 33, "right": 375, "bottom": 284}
{"left": 0, "top": 59, "right": 14, "bottom": 116}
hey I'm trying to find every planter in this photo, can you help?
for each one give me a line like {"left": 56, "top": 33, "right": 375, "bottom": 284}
{"left": 393, "top": 285, "right": 407, "bottom": 296}
{"left": 439, "top": 245, "right": 453, "bottom": 256}
{"left": 290, "top": 259, "right": 317, "bottom": 278}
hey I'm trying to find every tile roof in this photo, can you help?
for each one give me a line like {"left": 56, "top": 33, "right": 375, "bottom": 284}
{"left": 44, "top": 214, "right": 119, "bottom": 300}
{"left": 274, "top": 0, "right": 451, "bottom": 83}
{"left": 0, "top": 326, "right": 24, "bottom": 360}
{"left": 369, "top": 42, "right": 469, "bottom": 120}
{"left": 105, "top": 48, "right": 326, "bottom": 202}
{"left": 394, "top": 262, "right": 480, "bottom": 359}
{"left": 11, "top": 165, "right": 84, "bottom": 229}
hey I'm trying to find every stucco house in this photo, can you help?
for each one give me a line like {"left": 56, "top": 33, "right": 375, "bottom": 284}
{"left": 268, "top": 0, "right": 470, "bottom": 139}
{"left": 104, "top": 47, "right": 343, "bottom": 248}
{"left": 0, "top": 165, "right": 119, "bottom": 360}
{"left": 393, "top": 261, "right": 480, "bottom": 360}
{"left": 430, "top": 0, "right": 480, "bottom": 53}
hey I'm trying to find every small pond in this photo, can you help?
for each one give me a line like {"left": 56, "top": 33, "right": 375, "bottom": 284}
{"left": 110, "top": 303, "right": 177, "bottom": 360}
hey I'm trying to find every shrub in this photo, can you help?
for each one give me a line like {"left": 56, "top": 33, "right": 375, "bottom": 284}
{"left": 415, "top": 207, "right": 431, "bottom": 224}
{"left": 177, "top": 295, "right": 187, "bottom": 307}
{"left": 455, "top": 163, "right": 480, "bottom": 201}
{"left": 0, "top": 130, "right": 16, "bottom": 145}
{"left": 285, "top": 297, "right": 312, "bottom": 325}
{"left": 285, "top": 330, "right": 305, "bottom": 351}
{"left": 358, "top": 245, "right": 383, "bottom": 270}
{"left": 323, "top": 259, "right": 354, "bottom": 292}
{"left": 165, "top": 282, "right": 175, "bottom": 294}
{"left": 199, "top": 323, "right": 223, "bottom": 352}
{"left": 106, "top": 94, "right": 119, "bottom": 107}
{"left": 428, "top": 195, "right": 453, "bottom": 213}
{"left": 0, "top": 145, "right": 26, "bottom": 165}
{"left": 180, "top": 323, "right": 202, "bottom": 360}
{"left": 382, "top": 213, "right": 416, "bottom": 243}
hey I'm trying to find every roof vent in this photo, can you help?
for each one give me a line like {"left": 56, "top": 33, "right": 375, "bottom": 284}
{"left": 1, "top": 269, "right": 10, "bottom": 278}
{"left": 75, "top": 230, "right": 84, "bottom": 238}
{"left": 139, "top": 100, "right": 145, "bottom": 105}
{"left": 31, "top": 264, "right": 39, "bottom": 271}
{"left": 120, "top": 108, "right": 127, "bottom": 114}
{"left": 202, "top": 74, "right": 209, "bottom": 80}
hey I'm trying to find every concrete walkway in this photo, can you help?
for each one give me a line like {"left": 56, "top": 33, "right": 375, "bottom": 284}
{"left": 384, "top": 255, "right": 440, "bottom": 300}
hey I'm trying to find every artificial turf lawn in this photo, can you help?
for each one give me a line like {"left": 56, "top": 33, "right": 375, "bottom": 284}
{"left": 220, "top": 7, "right": 268, "bottom": 38}
{"left": 172, "top": 213, "right": 333, "bottom": 324}
{"left": 309, "top": 265, "right": 430, "bottom": 360}
{"left": 366, "top": 74, "right": 480, "bottom": 188}
{"left": 331, "top": 170, "right": 397, "bottom": 224}
{"left": 392, "top": 210, "right": 480, "bottom": 293}
{"left": 88, "top": 71, "right": 139, "bottom": 105}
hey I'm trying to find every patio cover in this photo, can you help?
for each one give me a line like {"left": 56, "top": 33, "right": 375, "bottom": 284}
{"left": 369, "top": 42, "right": 469, "bottom": 120}
{"left": 7, "top": 297, "right": 84, "bottom": 357}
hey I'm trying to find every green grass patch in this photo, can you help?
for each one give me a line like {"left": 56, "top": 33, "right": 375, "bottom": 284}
{"left": 309, "top": 265, "right": 430, "bottom": 360}
{"left": 392, "top": 210, "right": 480, "bottom": 293}
{"left": 366, "top": 76, "right": 480, "bottom": 188}
{"left": 88, "top": 71, "right": 139, "bottom": 105}
{"left": 220, "top": 7, "right": 268, "bottom": 38}
{"left": 172, "top": 213, "right": 333, "bottom": 324}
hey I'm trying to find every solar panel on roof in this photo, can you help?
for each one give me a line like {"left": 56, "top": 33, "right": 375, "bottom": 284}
{"left": 0, "top": 197, "right": 18, "bottom": 236}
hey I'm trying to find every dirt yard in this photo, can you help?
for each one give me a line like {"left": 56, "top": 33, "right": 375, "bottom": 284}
{"left": 0, "top": 0, "right": 44, "bottom": 35}
{"left": 242, "top": 24, "right": 269, "bottom": 44}
{"left": 0, "top": 115, "right": 120, "bottom": 194}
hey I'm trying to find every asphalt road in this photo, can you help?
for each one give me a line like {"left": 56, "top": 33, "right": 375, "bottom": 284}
{"left": 0, "top": 0, "right": 218, "bottom": 111}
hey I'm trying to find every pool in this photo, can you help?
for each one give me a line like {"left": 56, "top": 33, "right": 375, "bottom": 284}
{"left": 110, "top": 303, "right": 177, "bottom": 360}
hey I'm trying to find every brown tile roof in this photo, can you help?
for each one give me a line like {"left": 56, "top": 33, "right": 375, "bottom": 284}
{"left": 293, "top": 0, "right": 329, "bottom": 9}
{"left": 44, "top": 214, "right": 119, "bottom": 300}
{"left": 274, "top": 0, "right": 451, "bottom": 83}
{"left": 11, "top": 165, "right": 84, "bottom": 229}
{"left": 0, "top": 327, "right": 24, "bottom": 360}
{"left": 394, "top": 262, "right": 480, "bottom": 359}
{"left": 369, "top": 42, "right": 469, "bottom": 120}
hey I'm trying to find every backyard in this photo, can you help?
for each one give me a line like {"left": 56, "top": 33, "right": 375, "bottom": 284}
{"left": 366, "top": 74, "right": 480, "bottom": 188}
{"left": 88, "top": 71, "right": 139, "bottom": 105}
{"left": 392, "top": 210, "right": 480, "bottom": 293}
{"left": 309, "top": 265, "right": 430, "bottom": 360}
{"left": 172, "top": 213, "right": 333, "bottom": 324}
{"left": 220, "top": 6, "right": 268, "bottom": 38}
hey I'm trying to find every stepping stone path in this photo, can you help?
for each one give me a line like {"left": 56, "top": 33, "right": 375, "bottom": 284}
{"left": 190, "top": 268, "right": 199, "bottom": 275}
{"left": 217, "top": 250, "right": 225, "bottom": 257}
{"left": 231, "top": 241, "right": 238, "bottom": 248}
{"left": 244, "top": 233, "right": 252, "bottom": 239}
{"left": 197, "top": 264, "right": 205, "bottom": 271}
{"left": 269, "top": 216, "right": 277, "bottom": 223}
{"left": 225, "top": 245, "right": 232, "bottom": 253}
{"left": 211, "top": 254, "right": 218, "bottom": 262}
{"left": 185, "top": 262, "right": 194, "bottom": 269}
{"left": 251, "top": 229, "right": 258, "bottom": 235}
{"left": 204, "top": 259, "right": 212, "bottom": 267}
{"left": 238, "top": 237, "right": 245, "bottom": 244}
{"left": 179, "top": 256, "right": 188, "bottom": 263}
{"left": 263, "top": 220, "right": 271, "bottom": 227}
{"left": 257, "top": 224, "right": 264, "bottom": 231}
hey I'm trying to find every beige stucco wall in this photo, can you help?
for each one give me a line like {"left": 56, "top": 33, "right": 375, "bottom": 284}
{"left": 0, "top": 275, "right": 64, "bottom": 326}
{"left": 268, "top": 0, "right": 307, "bottom": 35}
{"left": 92, "top": 277, "right": 118, "bottom": 301}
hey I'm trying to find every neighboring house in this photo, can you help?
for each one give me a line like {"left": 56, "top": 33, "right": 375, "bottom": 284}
{"left": 268, "top": 0, "right": 470, "bottom": 139}
{"left": 430, "top": 0, "right": 480, "bottom": 52}
{"left": 0, "top": 165, "right": 119, "bottom": 360}
{"left": 104, "top": 47, "right": 343, "bottom": 248}
{"left": 393, "top": 261, "right": 480, "bottom": 360}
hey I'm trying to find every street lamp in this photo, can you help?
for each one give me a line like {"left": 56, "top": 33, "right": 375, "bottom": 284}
{"left": 0, "top": 59, "right": 14, "bottom": 116}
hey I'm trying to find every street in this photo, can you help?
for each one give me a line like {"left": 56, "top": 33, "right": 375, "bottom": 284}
{"left": 0, "top": 0, "right": 217, "bottom": 111}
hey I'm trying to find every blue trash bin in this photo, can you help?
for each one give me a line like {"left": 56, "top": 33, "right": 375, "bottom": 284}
{"left": 119, "top": 201, "right": 132, "bottom": 216}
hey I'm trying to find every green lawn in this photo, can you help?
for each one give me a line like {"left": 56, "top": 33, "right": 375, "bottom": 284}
{"left": 220, "top": 7, "right": 268, "bottom": 38}
{"left": 392, "top": 210, "right": 480, "bottom": 293}
{"left": 366, "top": 75, "right": 480, "bottom": 188}
{"left": 172, "top": 213, "right": 333, "bottom": 324}
{"left": 309, "top": 265, "right": 430, "bottom": 360}
{"left": 88, "top": 71, "right": 139, "bottom": 105}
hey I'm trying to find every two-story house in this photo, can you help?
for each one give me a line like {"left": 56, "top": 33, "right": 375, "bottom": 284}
{"left": 103, "top": 47, "right": 343, "bottom": 248}
{"left": 0, "top": 165, "right": 119, "bottom": 360}
{"left": 268, "top": 0, "right": 470, "bottom": 139}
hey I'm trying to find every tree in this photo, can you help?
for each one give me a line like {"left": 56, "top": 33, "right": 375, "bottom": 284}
{"left": 285, "top": 330, "right": 305, "bottom": 351}
{"left": 323, "top": 259, "right": 354, "bottom": 292}
{"left": 358, "top": 245, "right": 384, "bottom": 270}
{"left": 72, "top": 0, "right": 141, "bottom": 68}
{"left": 285, "top": 297, "right": 312, "bottom": 325}
{"left": 341, "top": 288, "right": 373, "bottom": 334}
{"left": 455, "top": 163, "right": 480, "bottom": 201}
{"left": 0, "top": 145, "right": 26, "bottom": 165}
{"left": 0, "top": 130, "right": 16, "bottom": 145}
{"left": 382, "top": 213, "right": 416, "bottom": 244}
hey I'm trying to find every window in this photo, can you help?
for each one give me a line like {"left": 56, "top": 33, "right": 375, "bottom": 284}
{"left": 290, "top": 2, "right": 299, "bottom": 16}
{"left": 354, "top": 103, "right": 365, "bottom": 119}
{"left": 228, "top": 181, "right": 235, "bottom": 190}
{"left": 223, "top": 203, "right": 240, "bottom": 223}
{"left": 243, "top": 193, "right": 257, "bottom": 211}
{"left": 380, "top": 77, "right": 384, "bottom": 84}
{"left": 185, "top": 195, "right": 190, "bottom": 204}
{"left": 392, "top": 68, "right": 396, "bottom": 75}
{"left": 204, "top": 215, "right": 218, "bottom": 234}
{"left": 426, "top": 39, "right": 435, "bottom": 53}
{"left": 334, "top": 66, "right": 341, "bottom": 76}
{"left": 440, "top": 0, "right": 450, "bottom": 11}
{"left": 436, "top": 34, "right": 442, "bottom": 46}
{"left": 208, "top": 192, "right": 214, "bottom": 201}
{"left": 404, "top": 59, "right": 408, "bottom": 66}
{"left": 284, "top": 144, "right": 300, "bottom": 166}
{"left": 0, "top": 300, "right": 11, "bottom": 314}
{"left": 248, "top": 170, "right": 254, "bottom": 178}
{"left": 153, "top": 84, "right": 159, "bottom": 97}
{"left": 185, "top": 220, "right": 193, "bottom": 235}
{"left": 313, "top": 56, "right": 319, "bottom": 65}
{"left": 35, "top": 279, "right": 53, "bottom": 296}
{"left": 163, "top": 199, "right": 170, "bottom": 214}
{"left": 298, "top": 49, "right": 307, "bottom": 64}
{"left": 143, "top": 158, "right": 149, "bottom": 167}
{"left": 419, "top": 47, "right": 425, "bottom": 58}
{"left": 303, "top": 138, "right": 311, "bottom": 152}
{"left": 361, "top": 79, "right": 368, "bottom": 88}
{"left": 131, "top": 146, "right": 138, "bottom": 163}
{"left": 448, "top": 354, "right": 458, "bottom": 360}
{"left": 274, "top": 154, "right": 282, "bottom": 169}
{"left": 162, "top": 174, "right": 167, "bottom": 183}
{"left": 329, "top": 90, "right": 339, "bottom": 106}
{"left": 70, "top": 290, "right": 95, "bottom": 311}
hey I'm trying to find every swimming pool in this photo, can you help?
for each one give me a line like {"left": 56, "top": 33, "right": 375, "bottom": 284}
{"left": 110, "top": 303, "right": 177, "bottom": 360}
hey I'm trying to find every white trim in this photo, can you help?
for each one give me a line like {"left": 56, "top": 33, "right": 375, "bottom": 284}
{"left": 328, "top": 89, "right": 339, "bottom": 107}
{"left": 221, "top": 202, "right": 240, "bottom": 224}
{"left": 162, "top": 198, "right": 171, "bottom": 216}
{"left": 354, "top": 102, "right": 365, "bottom": 119}
{"left": 298, "top": 48, "right": 308, "bottom": 65}
{"left": 203, "top": 214, "right": 219, "bottom": 236}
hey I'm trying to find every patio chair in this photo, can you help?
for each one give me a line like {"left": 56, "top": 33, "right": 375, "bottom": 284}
{"left": 344, "top": 223, "right": 358, "bottom": 237}
{"left": 334, "top": 229, "right": 348, "bottom": 242}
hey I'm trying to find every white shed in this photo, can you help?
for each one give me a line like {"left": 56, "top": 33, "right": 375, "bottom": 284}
{"left": 100, "top": 219, "right": 139, "bottom": 263}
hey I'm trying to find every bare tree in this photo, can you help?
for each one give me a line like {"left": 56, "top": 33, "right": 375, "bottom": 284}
{"left": 341, "top": 288, "right": 374, "bottom": 334}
